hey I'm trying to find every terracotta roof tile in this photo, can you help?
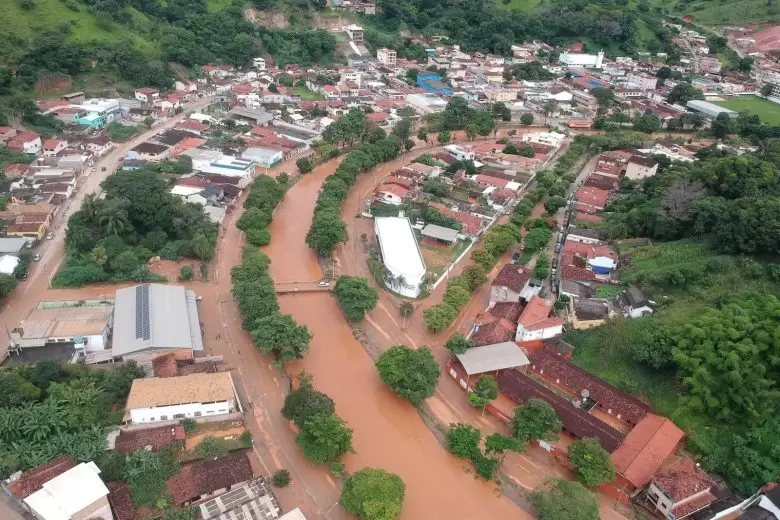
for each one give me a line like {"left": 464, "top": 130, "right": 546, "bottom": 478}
{"left": 107, "top": 481, "right": 136, "bottom": 520}
{"left": 492, "top": 264, "right": 532, "bottom": 293}
{"left": 562, "top": 265, "right": 597, "bottom": 282}
{"left": 672, "top": 491, "right": 717, "bottom": 518}
{"left": 115, "top": 425, "right": 186, "bottom": 453}
{"left": 471, "top": 317, "right": 516, "bottom": 347}
{"left": 529, "top": 347, "right": 650, "bottom": 424}
{"left": 489, "top": 302, "right": 522, "bottom": 322}
{"left": 654, "top": 457, "right": 713, "bottom": 503}
{"left": 611, "top": 415, "right": 684, "bottom": 488}
{"left": 152, "top": 353, "right": 180, "bottom": 378}
{"left": 518, "top": 296, "right": 551, "bottom": 327}
{"left": 166, "top": 452, "right": 253, "bottom": 505}
{"left": 7, "top": 456, "right": 74, "bottom": 499}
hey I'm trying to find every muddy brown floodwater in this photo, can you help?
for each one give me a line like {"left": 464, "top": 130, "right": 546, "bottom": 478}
{"left": 262, "top": 163, "right": 529, "bottom": 519}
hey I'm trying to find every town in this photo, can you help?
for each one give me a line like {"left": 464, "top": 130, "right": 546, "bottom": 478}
{"left": 0, "top": 3, "right": 778, "bottom": 520}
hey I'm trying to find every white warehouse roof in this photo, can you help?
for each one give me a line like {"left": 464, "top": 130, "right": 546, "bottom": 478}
{"left": 374, "top": 217, "right": 426, "bottom": 298}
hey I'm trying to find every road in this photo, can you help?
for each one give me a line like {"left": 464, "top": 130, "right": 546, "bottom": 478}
{"left": 0, "top": 96, "right": 215, "bottom": 360}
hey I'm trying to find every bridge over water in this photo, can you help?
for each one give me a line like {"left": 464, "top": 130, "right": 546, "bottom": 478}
{"left": 273, "top": 281, "right": 333, "bottom": 294}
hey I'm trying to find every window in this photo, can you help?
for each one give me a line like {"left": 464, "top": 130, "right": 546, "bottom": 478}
{"left": 160, "top": 415, "right": 168, "bottom": 421}
{"left": 173, "top": 414, "right": 185, "bottom": 419}
{"left": 194, "top": 412, "right": 202, "bottom": 417}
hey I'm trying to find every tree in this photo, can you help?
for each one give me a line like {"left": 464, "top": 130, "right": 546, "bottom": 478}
{"left": 544, "top": 195, "right": 566, "bottom": 213}
{"left": 297, "top": 157, "right": 314, "bottom": 173}
{"left": 272, "top": 469, "right": 291, "bottom": 487}
{"left": 667, "top": 83, "right": 704, "bottom": 105}
{"left": 567, "top": 438, "right": 616, "bottom": 487}
{"left": 511, "top": 399, "right": 562, "bottom": 445}
{"left": 196, "top": 436, "right": 230, "bottom": 458}
{"left": 333, "top": 276, "right": 378, "bottom": 320}
{"left": 443, "top": 284, "right": 470, "bottom": 309}
{"left": 530, "top": 479, "right": 599, "bottom": 520}
{"left": 306, "top": 210, "right": 347, "bottom": 256}
{"left": 485, "top": 433, "right": 523, "bottom": 467}
{"left": 737, "top": 57, "right": 754, "bottom": 73}
{"left": 447, "top": 423, "right": 481, "bottom": 459}
{"left": 524, "top": 226, "right": 553, "bottom": 253}
{"left": 437, "top": 130, "right": 451, "bottom": 145}
{"left": 375, "top": 346, "right": 439, "bottom": 406}
{"left": 251, "top": 314, "right": 312, "bottom": 362}
{"left": 422, "top": 303, "right": 457, "bottom": 333}
{"left": 445, "top": 332, "right": 474, "bottom": 354}
{"left": 470, "top": 248, "right": 495, "bottom": 271}
{"left": 592, "top": 87, "right": 615, "bottom": 108}
{"left": 468, "top": 375, "right": 498, "bottom": 415}
{"left": 416, "top": 128, "right": 428, "bottom": 143}
{"left": 633, "top": 113, "right": 661, "bottom": 134}
{"left": 521, "top": 112, "right": 535, "bottom": 126}
{"left": 340, "top": 468, "right": 405, "bottom": 520}
{"left": 761, "top": 84, "right": 774, "bottom": 98}
{"left": 295, "top": 413, "right": 353, "bottom": 464}
{"left": 712, "top": 112, "right": 735, "bottom": 138}
{"left": 282, "top": 376, "right": 336, "bottom": 429}
{"left": 399, "top": 301, "right": 414, "bottom": 318}
{"left": 461, "top": 265, "right": 487, "bottom": 291}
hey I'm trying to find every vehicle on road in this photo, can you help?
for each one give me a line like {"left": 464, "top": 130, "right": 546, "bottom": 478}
{"left": 33, "top": 254, "right": 41, "bottom": 262}
{"left": 101, "top": 166, "right": 107, "bottom": 172}
{"left": 511, "top": 252, "right": 521, "bottom": 263}
{"left": 318, "top": 281, "right": 330, "bottom": 287}
{"left": 46, "top": 233, "right": 54, "bottom": 240}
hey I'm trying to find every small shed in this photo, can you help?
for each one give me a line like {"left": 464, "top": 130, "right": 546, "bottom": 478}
{"left": 421, "top": 224, "right": 458, "bottom": 246}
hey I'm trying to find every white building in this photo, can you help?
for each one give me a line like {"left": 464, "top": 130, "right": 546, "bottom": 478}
{"left": 377, "top": 47, "right": 397, "bottom": 67}
{"left": 24, "top": 462, "right": 113, "bottom": 520}
{"left": 444, "top": 144, "right": 476, "bottom": 161}
{"left": 0, "top": 255, "right": 19, "bottom": 276}
{"left": 405, "top": 94, "right": 448, "bottom": 114}
{"left": 183, "top": 149, "right": 255, "bottom": 178}
{"left": 521, "top": 131, "right": 565, "bottom": 148}
{"left": 626, "top": 72, "right": 658, "bottom": 91}
{"left": 10, "top": 300, "right": 114, "bottom": 351}
{"left": 515, "top": 296, "right": 564, "bottom": 342}
{"left": 124, "top": 372, "right": 239, "bottom": 425}
{"left": 242, "top": 146, "right": 284, "bottom": 168}
{"left": 559, "top": 50, "right": 605, "bottom": 69}
{"left": 134, "top": 87, "right": 160, "bottom": 104}
{"left": 374, "top": 217, "right": 426, "bottom": 298}
{"left": 624, "top": 155, "right": 658, "bottom": 180}
{"left": 252, "top": 57, "right": 267, "bottom": 70}
{"left": 344, "top": 24, "right": 364, "bottom": 43}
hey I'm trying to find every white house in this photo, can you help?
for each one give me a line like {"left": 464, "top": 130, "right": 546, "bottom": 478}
{"left": 134, "top": 87, "right": 160, "bottom": 104}
{"left": 521, "top": 131, "right": 565, "bottom": 148}
{"left": 625, "top": 155, "right": 659, "bottom": 180}
{"left": 10, "top": 300, "right": 114, "bottom": 351}
{"left": 9, "top": 132, "right": 42, "bottom": 154}
{"left": 617, "top": 287, "right": 654, "bottom": 318}
{"left": 377, "top": 47, "right": 397, "bottom": 67}
{"left": 252, "top": 57, "right": 267, "bottom": 70}
{"left": 24, "top": 461, "right": 113, "bottom": 520}
{"left": 515, "top": 296, "right": 564, "bottom": 342}
{"left": 559, "top": 50, "right": 605, "bottom": 69}
{"left": 444, "top": 144, "right": 476, "bottom": 161}
{"left": 124, "top": 372, "right": 238, "bottom": 425}
{"left": 375, "top": 184, "right": 409, "bottom": 205}
{"left": 374, "top": 217, "right": 426, "bottom": 298}
{"left": 42, "top": 139, "right": 67, "bottom": 157}
{"left": 183, "top": 149, "right": 255, "bottom": 178}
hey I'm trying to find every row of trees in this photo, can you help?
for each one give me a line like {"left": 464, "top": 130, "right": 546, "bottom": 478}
{"left": 236, "top": 175, "right": 287, "bottom": 246}
{"left": 307, "top": 110, "right": 405, "bottom": 257}
{"left": 57, "top": 170, "right": 217, "bottom": 287}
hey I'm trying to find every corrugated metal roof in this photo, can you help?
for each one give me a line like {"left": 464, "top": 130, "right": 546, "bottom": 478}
{"left": 421, "top": 224, "right": 458, "bottom": 242}
{"left": 456, "top": 342, "right": 529, "bottom": 375}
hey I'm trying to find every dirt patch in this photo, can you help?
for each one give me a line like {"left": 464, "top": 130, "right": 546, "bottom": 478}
{"left": 186, "top": 425, "right": 247, "bottom": 450}
{"left": 147, "top": 258, "right": 202, "bottom": 281}
{"left": 244, "top": 8, "right": 290, "bottom": 28}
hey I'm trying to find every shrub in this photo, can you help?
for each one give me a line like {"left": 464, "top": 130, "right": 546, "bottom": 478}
{"left": 297, "top": 157, "right": 314, "bottom": 173}
{"left": 180, "top": 419, "right": 197, "bottom": 434}
{"left": 272, "top": 469, "right": 291, "bottom": 487}
{"left": 239, "top": 430, "right": 252, "bottom": 447}
{"left": 423, "top": 303, "right": 457, "bottom": 333}
{"left": 195, "top": 437, "right": 230, "bottom": 458}
{"left": 178, "top": 265, "right": 194, "bottom": 281}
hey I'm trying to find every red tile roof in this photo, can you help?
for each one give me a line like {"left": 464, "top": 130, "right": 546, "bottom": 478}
{"left": 377, "top": 183, "right": 410, "bottom": 199}
{"left": 492, "top": 264, "right": 532, "bottom": 293}
{"left": 575, "top": 186, "right": 610, "bottom": 209}
{"left": 563, "top": 240, "right": 617, "bottom": 261}
{"left": 7, "top": 457, "right": 74, "bottom": 499}
{"left": 611, "top": 415, "right": 684, "bottom": 488}
{"left": 115, "top": 425, "right": 186, "bottom": 453}
{"left": 429, "top": 203, "right": 482, "bottom": 236}
{"left": 152, "top": 352, "right": 180, "bottom": 377}
{"left": 471, "top": 317, "right": 516, "bottom": 347}
{"left": 385, "top": 177, "right": 412, "bottom": 190}
{"left": 367, "top": 112, "right": 387, "bottom": 123}
{"left": 166, "top": 452, "right": 253, "bottom": 505}
{"left": 136, "top": 87, "right": 159, "bottom": 95}
{"left": 6, "top": 223, "right": 44, "bottom": 234}
{"left": 498, "top": 369, "right": 626, "bottom": 451}
{"left": 178, "top": 120, "right": 210, "bottom": 132}
{"left": 475, "top": 174, "right": 508, "bottom": 188}
{"left": 489, "top": 302, "right": 523, "bottom": 322}
{"left": 43, "top": 139, "right": 62, "bottom": 149}
{"left": 107, "top": 481, "right": 136, "bottom": 520}
{"left": 561, "top": 264, "right": 597, "bottom": 282}
{"left": 653, "top": 457, "right": 713, "bottom": 503}
{"left": 529, "top": 347, "right": 651, "bottom": 425}
{"left": 584, "top": 174, "right": 619, "bottom": 191}
{"left": 672, "top": 491, "right": 717, "bottom": 518}
{"left": 518, "top": 296, "right": 551, "bottom": 327}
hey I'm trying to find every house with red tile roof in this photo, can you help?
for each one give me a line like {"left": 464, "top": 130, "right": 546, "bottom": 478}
{"left": 515, "top": 296, "right": 563, "bottom": 341}
{"left": 490, "top": 264, "right": 533, "bottom": 305}
{"left": 42, "top": 139, "right": 67, "bottom": 157}
{"left": 166, "top": 452, "right": 253, "bottom": 506}
{"left": 575, "top": 185, "right": 610, "bottom": 212}
{"left": 376, "top": 183, "right": 410, "bottom": 205}
{"left": 428, "top": 202, "right": 483, "bottom": 237}
{"left": 8, "top": 131, "right": 42, "bottom": 154}
{"left": 6, "top": 457, "right": 74, "bottom": 499}
{"left": 470, "top": 317, "right": 517, "bottom": 347}
{"left": 610, "top": 414, "right": 684, "bottom": 491}
{"left": 177, "top": 120, "right": 210, "bottom": 135}
{"left": 646, "top": 457, "right": 715, "bottom": 519}
{"left": 115, "top": 425, "right": 186, "bottom": 453}
{"left": 367, "top": 112, "right": 388, "bottom": 125}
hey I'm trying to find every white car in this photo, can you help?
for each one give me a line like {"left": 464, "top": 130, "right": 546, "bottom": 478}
{"left": 46, "top": 233, "right": 54, "bottom": 240}
{"left": 318, "top": 281, "right": 330, "bottom": 287}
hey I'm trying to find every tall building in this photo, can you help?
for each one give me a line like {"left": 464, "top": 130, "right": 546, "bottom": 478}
{"left": 377, "top": 47, "right": 397, "bottom": 67}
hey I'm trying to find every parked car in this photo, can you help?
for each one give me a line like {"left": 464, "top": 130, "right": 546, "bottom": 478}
{"left": 33, "top": 254, "right": 41, "bottom": 261}
{"left": 46, "top": 233, "right": 54, "bottom": 240}
{"left": 318, "top": 281, "right": 330, "bottom": 287}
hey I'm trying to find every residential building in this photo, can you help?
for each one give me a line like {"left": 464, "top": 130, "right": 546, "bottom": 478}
{"left": 10, "top": 299, "right": 114, "bottom": 352}
{"left": 646, "top": 458, "right": 715, "bottom": 520}
{"left": 109, "top": 284, "right": 204, "bottom": 363}
{"left": 20, "top": 461, "right": 113, "bottom": 520}
{"left": 490, "top": 264, "right": 533, "bottom": 305}
{"left": 242, "top": 146, "right": 283, "bottom": 168}
{"left": 485, "top": 89, "right": 517, "bottom": 103}
{"left": 124, "top": 372, "right": 238, "bottom": 425}
{"left": 626, "top": 72, "right": 658, "bottom": 91}
{"left": 344, "top": 24, "right": 364, "bottom": 43}
{"left": 42, "top": 139, "right": 67, "bottom": 157}
{"left": 128, "top": 142, "right": 170, "bottom": 162}
{"left": 515, "top": 296, "right": 564, "bottom": 342}
{"left": 199, "top": 478, "right": 281, "bottom": 520}
{"left": 374, "top": 217, "right": 426, "bottom": 298}
{"left": 184, "top": 149, "right": 255, "bottom": 178}
{"left": 571, "top": 299, "right": 610, "bottom": 329}
{"left": 377, "top": 48, "right": 397, "bottom": 67}
{"left": 625, "top": 155, "right": 659, "bottom": 180}
{"left": 443, "top": 144, "right": 475, "bottom": 161}
{"left": 8, "top": 132, "right": 42, "bottom": 154}
{"left": 617, "top": 286, "right": 653, "bottom": 318}
{"left": 71, "top": 99, "right": 121, "bottom": 128}
{"left": 134, "top": 87, "right": 160, "bottom": 104}
{"left": 252, "top": 57, "right": 267, "bottom": 70}
{"left": 376, "top": 183, "right": 410, "bottom": 205}
{"left": 166, "top": 452, "right": 252, "bottom": 506}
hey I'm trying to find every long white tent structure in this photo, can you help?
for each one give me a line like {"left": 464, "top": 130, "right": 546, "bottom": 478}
{"left": 374, "top": 217, "right": 426, "bottom": 298}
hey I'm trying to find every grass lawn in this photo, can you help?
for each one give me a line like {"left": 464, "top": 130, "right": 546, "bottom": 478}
{"left": 651, "top": 0, "right": 780, "bottom": 25}
{"left": 713, "top": 96, "right": 780, "bottom": 125}
{"left": 291, "top": 86, "right": 325, "bottom": 100}
{"left": 594, "top": 285, "right": 623, "bottom": 299}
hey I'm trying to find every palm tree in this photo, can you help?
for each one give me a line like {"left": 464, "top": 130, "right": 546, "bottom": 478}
{"left": 90, "top": 246, "right": 108, "bottom": 267}
{"left": 98, "top": 205, "right": 129, "bottom": 235}
{"left": 81, "top": 195, "right": 101, "bottom": 224}
{"left": 191, "top": 233, "right": 214, "bottom": 261}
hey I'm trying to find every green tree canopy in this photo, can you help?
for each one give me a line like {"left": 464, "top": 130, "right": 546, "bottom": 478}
{"left": 251, "top": 313, "right": 312, "bottom": 362}
{"left": 445, "top": 332, "right": 474, "bottom": 354}
{"left": 295, "top": 413, "right": 353, "bottom": 464}
{"left": 340, "top": 468, "right": 405, "bottom": 520}
{"left": 447, "top": 422, "right": 481, "bottom": 459}
{"left": 375, "top": 346, "right": 440, "bottom": 406}
{"left": 334, "top": 276, "right": 379, "bottom": 320}
{"left": 567, "top": 438, "right": 616, "bottom": 487}
{"left": 511, "top": 398, "right": 562, "bottom": 445}
{"left": 530, "top": 479, "right": 599, "bottom": 520}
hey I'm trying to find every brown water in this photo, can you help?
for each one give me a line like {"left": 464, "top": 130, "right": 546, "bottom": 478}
{"left": 263, "top": 163, "right": 528, "bottom": 519}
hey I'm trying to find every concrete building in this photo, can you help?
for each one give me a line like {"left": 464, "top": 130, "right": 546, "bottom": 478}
{"left": 416, "top": 73, "right": 453, "bottom": 95}
{"left": 377, "top": 47, "right": 397, "bottom": 67}
{"left": 444, "top": 144, "right": 476, "bottom": 161}
{"left": 515, "top": 296, "right": 564, "bottom": 342}
{"left": 134, "top": 88, "right": 159, "bottom": 104}
{"left": 124, "top": 372, "right": 238, "bottom": 425}
{"left": 625, "top": 155, "right": 659, "bottom": 180}
{"left": 110, "top": 284, "right": 203, "bottom": 362}
{"left": 71, "top": 99, "right": 121, "bottom": 129}
{"left": 10, "top": 300, "right": 114, "bottom": 352}
{"left": 242, "top": 147, "right": 283, "bottom": 168}
{"left": 128, "top": 142, "right": 170, "bottom": 162}
{"left": 183, "top": 149, "right": 255, "bottom": 178}
{"left": 23, "top": 462, "right": 113, "bottom": 520}
{"left": 228, "top": 107, "right": 274, "bottom": 126}
{"left": 374, "top": 217, "right": 426, "bottom": 298}
{"left": 252, "top": 57, "right": 266, "bottom": 70}
{"left": 344, "top": 24, "right": 364, "bottom": 43}
{"left": 560, "top": 50, "right": 605, "bottom": 69}
{"left": 405, "top": 94, "right": 448, "bottom": 114}
{"left": 685, "top": 100, "right": 738, "bottom": 119}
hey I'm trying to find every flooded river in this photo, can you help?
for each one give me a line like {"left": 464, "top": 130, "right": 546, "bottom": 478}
{"left": 263, "top": 163, "right": 528, "bottom": 519}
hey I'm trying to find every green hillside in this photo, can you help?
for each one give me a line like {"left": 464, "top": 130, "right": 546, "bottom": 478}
{"left": 652, "top": 0, "right": 780, "bottom": 25}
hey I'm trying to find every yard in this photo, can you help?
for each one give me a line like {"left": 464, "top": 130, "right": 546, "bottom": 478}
{"left": 713, "top": 95, "right": 780, "bottom": 125}
{"left": 419, "top": 238, "right": 471, "bottom": 279}
{"left": 291, "top": 86, "right": 325, "bottom": 100}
